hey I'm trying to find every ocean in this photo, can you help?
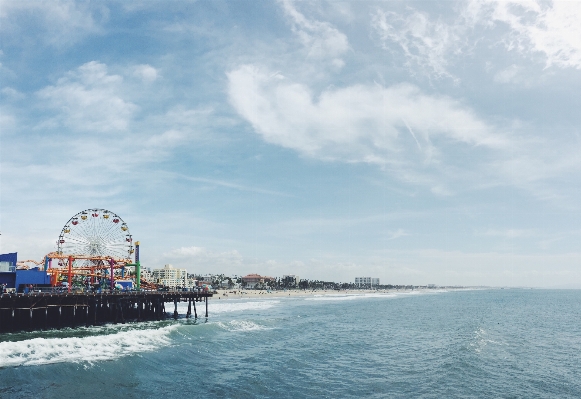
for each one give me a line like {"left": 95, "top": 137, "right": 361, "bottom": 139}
{"left": 1, "top": 289, "right": 580, "bottom": 398}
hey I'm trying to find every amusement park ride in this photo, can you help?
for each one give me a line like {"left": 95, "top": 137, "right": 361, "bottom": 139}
{"left": 16, "top": 209, "right": 151, "bottom": 292}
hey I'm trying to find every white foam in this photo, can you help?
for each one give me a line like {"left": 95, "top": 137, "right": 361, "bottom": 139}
{"left": 305, "top": 293, "right": 397, "bottom": 301}
{"left": 0, "top": 325, "right": 177, "bottom": 368}
{"left": 215, "top": 320, "right": 271, "bottom": 332}
{"left": 469, "top": 327, "right": 506, "bottom": 353}
{"left": 173, "top": 299, "right": 279, "bottom": 315}
{"left": 207, "top": 300, "right": 280, "bottom": 314}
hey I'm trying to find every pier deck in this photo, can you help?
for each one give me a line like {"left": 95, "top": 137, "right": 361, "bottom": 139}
{"left": 0, "top": 291, "right": 212, "bottom": 333}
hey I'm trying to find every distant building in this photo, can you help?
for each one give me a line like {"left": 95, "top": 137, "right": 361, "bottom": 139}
{"left": 282, "top": 275, "right": 299, "bottom": 285}
{"left": 355, "top": 277, "right": 380, "bottom": 286}
{"left": 241, "top": 273, "right": 274, "bottom": 285}
{"left": 152, "top": 264, "right": 195, "bottom": 288}
{"left": 140, "top": 267, "right": 154, "bottom": 283}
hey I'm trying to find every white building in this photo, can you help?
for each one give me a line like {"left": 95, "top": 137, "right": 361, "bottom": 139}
{"left": 140, "top": 267, "right": 154, "bottom": 283}
{"left": 152, "top": 264, "right": 195, "bottom": 289}
{"left": 355, "top": 277, "right": 380, "bottom": 286}
{"left": 282, "top": 275, "right": 300, "bottom": 285}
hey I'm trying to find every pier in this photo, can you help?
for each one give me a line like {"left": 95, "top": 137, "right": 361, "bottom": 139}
{"left": 0, "top": 291, "right": 212, "bottom": 334}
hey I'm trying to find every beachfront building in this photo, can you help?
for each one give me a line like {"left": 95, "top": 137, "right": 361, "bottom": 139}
{"left": 282, "top": 275, "right": 300, "bottom": 286}
{"left": 152, "top": 264, "right": 195, "bottom": 289}
{"left": 140, "top": 267, "right": 154, "bottom": 283}
{"left": 241, "top": 273, "right": 274, "bottom": 287}
{"left": 355, "top": 277, "right": 380, "bottom": 287}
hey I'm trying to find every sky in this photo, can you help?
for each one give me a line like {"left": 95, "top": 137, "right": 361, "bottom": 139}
{"left": 0, "top": 0, "right": 580, "bottom": 288}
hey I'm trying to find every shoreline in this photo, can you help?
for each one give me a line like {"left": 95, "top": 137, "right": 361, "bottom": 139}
{"left": 212, "top": 287, "right": 469, "bottom": 300}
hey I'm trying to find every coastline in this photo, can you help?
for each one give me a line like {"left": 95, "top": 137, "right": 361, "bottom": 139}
{"left": 212, "top": 287, "right": 461, "bottom": 300}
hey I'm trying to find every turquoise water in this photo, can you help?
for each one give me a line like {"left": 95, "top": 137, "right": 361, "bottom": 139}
{"left": 1, "top": 289, "right": 580, "bottom": 398}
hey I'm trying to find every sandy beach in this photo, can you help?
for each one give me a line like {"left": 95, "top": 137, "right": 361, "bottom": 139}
{"left": 211, "top": 288, "right": 443, "bottom": 300}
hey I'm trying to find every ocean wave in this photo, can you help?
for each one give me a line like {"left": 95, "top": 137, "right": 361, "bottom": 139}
{"left": 214, "top": 320, "right": 272, "bottom": 332}
{"left": 469, "top": 327, "right": 507, "bottom": 353}
{"left": 305, "top": 293, "right": 398, "bottom": 301}
{"left": 206, "top": 300, "right": 280, "bottom": 314}
{"left": 0, "top": 325, "right": 177, "bottom": 368}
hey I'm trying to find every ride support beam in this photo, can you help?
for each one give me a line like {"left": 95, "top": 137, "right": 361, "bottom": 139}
{"left": 68, "top": 256, "right": 73, "bottom": 293}
{"left": 135, "top": 241, "right": 141, "bottom": 290}
{"left": 109, "top": 258, "right": 115, "bottom": 290}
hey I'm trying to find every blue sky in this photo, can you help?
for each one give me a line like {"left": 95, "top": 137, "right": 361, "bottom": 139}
{"left": 1, "top": 0, "right": 580, "bottom": 287}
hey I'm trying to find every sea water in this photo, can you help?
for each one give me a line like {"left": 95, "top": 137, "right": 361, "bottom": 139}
{"left": 1, "top": 289, "right": 580, "bottom": 398}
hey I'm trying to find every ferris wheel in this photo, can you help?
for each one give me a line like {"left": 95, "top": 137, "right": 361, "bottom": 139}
{"left": 57, "top": 208, "right": 134, "bottom": 266}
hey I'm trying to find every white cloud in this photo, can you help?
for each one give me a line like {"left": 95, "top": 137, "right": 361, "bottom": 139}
{"left": 0, "top": 0, "right": 107, "bottom": 47}
{"left": 387, "top": 229, "right": 410, "bottom": 240}
{"left": 145, "top": 130, "right": 185, "bottom": 147}
{"left": 280, "top": 0, "right": 349, "bottom": 63}
{"left": 227, "top": 64, "right": 503, "bottom": 164}
{"left": 0, "top": 111, "right": 16, "bottom": 135}
{"left": 162, "top": 246, "right": 244, "bottom": 274}
{"left": 170, "top": 174, "right": 292, "bottom": 197}
{"left": 227, "top": 64, "right": 581, "bottom": 201}
{"left": 133, "top": 64, "right": 158, "bottom": 82}
{"left": 372, "top": 0, "right": 581, "bottom": 80}
{"left": 493, "top": 64, "right": 520, "bottom": 83}
{"left": 160, "top": 246, "right": 367, "bottom": 282}
{"left": 36, "top": 61, "right": 137, "bottom": 132}
{"left": 165, "top": 246, "right": 210, "bottom": 258}
{"left": 411, "top": 249, "right": 581, "bottom": 287}
{"left": 372, "top": 9, "right": 460, "bottom": 79}
{"left": 481, "top": 0, "right": 581, "bottom": 69}
{"left": 489, "top": 137, "right": 581, "bottom": 204}
{"left": 1, "top": 87, "right": 26, "bottom": 100}
{"left": 481, "top": 228, "right": 536, "bottom": 239}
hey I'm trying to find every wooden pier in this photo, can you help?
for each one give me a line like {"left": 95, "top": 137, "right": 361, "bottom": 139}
{"left": 0, "top": 291, "right": 212, "bottom": 333}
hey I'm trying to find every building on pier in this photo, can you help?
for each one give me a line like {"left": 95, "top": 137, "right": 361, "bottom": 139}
{"left": 0, "top": 252, "right": 17, "bottom": 273}
{"left": 1, "top": 252, "right": 52, "bottom": 292}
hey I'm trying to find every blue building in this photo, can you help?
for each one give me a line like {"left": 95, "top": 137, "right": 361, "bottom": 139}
{"left": 0, "top": 252, "right": 17, "bottom": 272}
{"left": 0, "top": 252, "right": 52, "bottom": 292}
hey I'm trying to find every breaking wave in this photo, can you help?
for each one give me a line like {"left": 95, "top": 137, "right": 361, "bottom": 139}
{"left": 214, "top": 320, "right": 272, "bottom": 332}
{"left": 305, "top": 293, "right": 398, "bottom": 301}
{"left": 0, "top": 325, "right": 177, "bottom": 368}
{"left": 208, "top": 300, "right": 280, "bottom": 314}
